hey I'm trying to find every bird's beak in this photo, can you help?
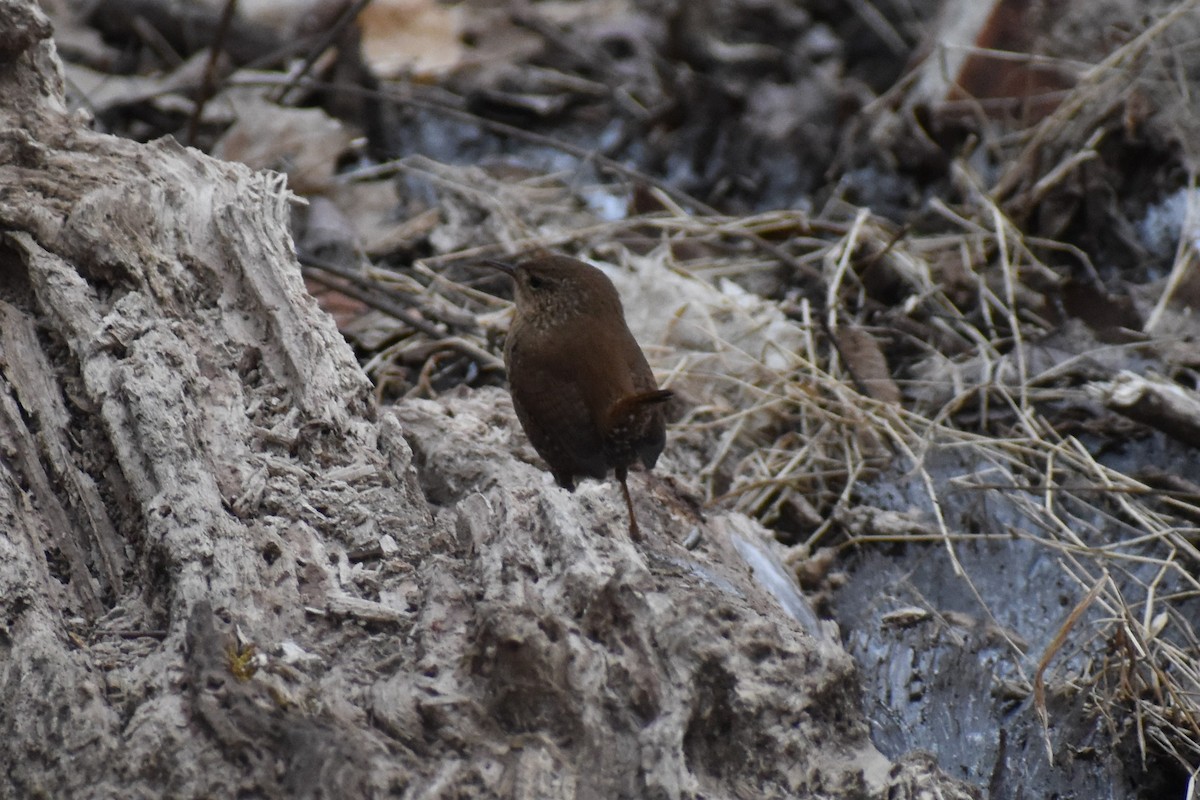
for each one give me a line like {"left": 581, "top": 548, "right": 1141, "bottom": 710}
{"left": 481, "top": 258, "right": 516, "bottom": 277}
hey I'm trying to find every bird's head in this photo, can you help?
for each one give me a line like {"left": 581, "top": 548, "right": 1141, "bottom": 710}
{"left": 486, "top": 255, "right": 624, "bottom": 327}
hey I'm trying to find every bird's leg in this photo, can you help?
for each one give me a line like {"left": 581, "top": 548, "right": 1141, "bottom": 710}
{"left": 616, "top": 467, "right": 641, "bottom": 540}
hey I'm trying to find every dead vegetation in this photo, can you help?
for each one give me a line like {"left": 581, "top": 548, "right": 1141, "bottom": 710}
{"left": 43, "top": 0, "right": 1200, "bottom": 790}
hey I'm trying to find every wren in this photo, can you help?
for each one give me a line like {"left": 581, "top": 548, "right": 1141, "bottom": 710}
{"left": 488, "top": 254, "right": 671, "bottom": 539}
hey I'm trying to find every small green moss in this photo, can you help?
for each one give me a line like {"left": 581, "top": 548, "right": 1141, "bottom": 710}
{"left": 226, "top": 642, "right": 257, "bottom": 682}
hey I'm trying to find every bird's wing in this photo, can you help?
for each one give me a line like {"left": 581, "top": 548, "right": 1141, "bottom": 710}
{"left": 507, "top": 340, "right": 608, "bottom": 487}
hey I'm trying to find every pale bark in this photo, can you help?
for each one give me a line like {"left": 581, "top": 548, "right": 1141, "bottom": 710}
{"left": 0, "top": 6, "right": 975, "bottom": 798}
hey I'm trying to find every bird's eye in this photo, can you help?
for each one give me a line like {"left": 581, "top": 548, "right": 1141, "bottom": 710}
{"left": 528, "top": 275, "right": 545, "bottom": 290}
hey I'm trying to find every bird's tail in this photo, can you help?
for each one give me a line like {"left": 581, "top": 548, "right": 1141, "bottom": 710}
{"left": 606, "top": 389, "right": 673, "bottom": 429}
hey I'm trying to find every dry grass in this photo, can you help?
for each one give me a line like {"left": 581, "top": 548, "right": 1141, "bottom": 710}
{"left": 339, "top": 173, "right": 1200, "bottom": 771}
{"left": 306, "top": 0, "right": 1200, "bottom": 775}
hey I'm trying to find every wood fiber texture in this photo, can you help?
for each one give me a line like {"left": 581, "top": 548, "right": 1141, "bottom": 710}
{"left": 0, "top": 5, "right": 976, "bottom": 798}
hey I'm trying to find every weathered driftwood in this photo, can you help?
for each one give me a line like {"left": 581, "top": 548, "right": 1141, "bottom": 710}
{"left": 1089, "top": 370, "right": 1200, "bottom": 449}
{"left": 0, "top": 6, "right": 976, "bottom": 798}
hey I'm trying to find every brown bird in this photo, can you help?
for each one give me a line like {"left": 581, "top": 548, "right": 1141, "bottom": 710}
{"left": 488, "top": 254, "right": 671, "bottom": 539}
